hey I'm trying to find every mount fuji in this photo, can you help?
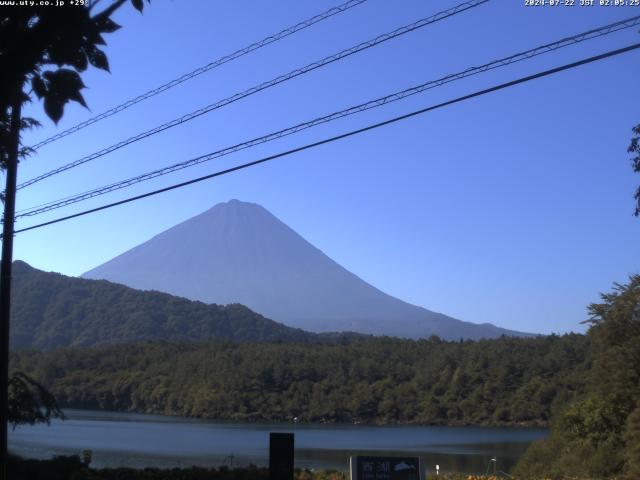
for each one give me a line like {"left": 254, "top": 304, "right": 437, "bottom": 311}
{"left": 83, "top": 200, "right": 530, "bottom": 340}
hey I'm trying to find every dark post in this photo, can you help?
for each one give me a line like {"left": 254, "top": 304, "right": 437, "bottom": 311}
{"left": 269, "top": 432, "right": 294, "bottom": 480}
{"left": 0, "top": 97, "right": 22, "bottom": 480}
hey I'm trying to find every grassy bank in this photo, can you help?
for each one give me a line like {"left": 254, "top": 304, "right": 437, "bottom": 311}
{"left": 8, "top": 455, "right": 620, "bottom": 480}
{"left": 8, "top": 455, "right": 342, "bottom": 480}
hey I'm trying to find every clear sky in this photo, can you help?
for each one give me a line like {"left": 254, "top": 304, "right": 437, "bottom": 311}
{"left": 11, "top": 0, "right": 640, "bottom": 335}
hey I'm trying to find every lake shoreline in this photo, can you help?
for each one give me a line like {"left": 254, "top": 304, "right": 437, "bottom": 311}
{"left": 9, "top": 408, "right": 549, "bottom": 473}
{"left": 54, "top": 406, "right": 552, "bottom": 429}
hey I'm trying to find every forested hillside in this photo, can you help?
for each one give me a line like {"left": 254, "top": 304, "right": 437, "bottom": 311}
{"left": 12, "top": 334, "right": 588, "bottom": 426}
{"left": 10, "top": 261, "right": 319, "bottom": 349}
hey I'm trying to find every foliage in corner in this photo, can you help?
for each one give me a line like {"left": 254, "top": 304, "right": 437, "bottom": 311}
{"left": 0, "top": 0, "right": 151, "bottom": 429}
{"left": 0, "top": 0, "right": 150, "bottom": 170}
{"left": 515, "top": 275, "right": 640, "bottom": 479}
{"left": 629, "top": 124, "right": 640, "bottom": 216}
{"left": 8, "top": 372, "right": 64, "bottom": 429}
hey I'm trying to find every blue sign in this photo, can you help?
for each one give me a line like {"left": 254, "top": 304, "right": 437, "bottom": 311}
{"left": 350, "top": 456, "right": 422, "bottom": 480}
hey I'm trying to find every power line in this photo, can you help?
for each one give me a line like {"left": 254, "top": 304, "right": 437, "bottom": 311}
{"left": 16, "top": 14, "right": 640, "bottom": 219}
{"left": 13, "top": 42, "right": 640, "bottom": 236}
{"left": 16, "top": 0, "right": 489, "bottom": 191}
{"left": 28, "top": 0, "right": 370, "bottom": 151}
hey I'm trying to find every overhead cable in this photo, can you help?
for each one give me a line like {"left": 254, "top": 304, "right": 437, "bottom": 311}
{"left": 28, "top": 0, "right": 370, "bottom": 151}
{"left": 13, "top": 42, "right": 640, "bottom": 235}
{"left": 17, "top": 0, "right": 489, "bottom": 190}
{"left": 16, "top": 14, "right": 640, "bottom": 219}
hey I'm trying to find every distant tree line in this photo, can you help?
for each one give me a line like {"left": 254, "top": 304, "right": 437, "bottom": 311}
{"left": 11, "top": 334, "right": 588, "bottom": 427}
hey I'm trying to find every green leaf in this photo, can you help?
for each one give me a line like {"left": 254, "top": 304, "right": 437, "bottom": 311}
{"left": 20, "top": 117, "right": 42, "bottom": 130}
{"left": 88, "top": 47, "right": 109, "bottom": 72}
{"left": 43, "top": 97, "right": 64, "bottom": 124}
{"left": 69, "top": 90, "right": 88, "bottom": 109}
{"left": 96, "top": 17, "right": 121, "bottom": 34}
{"left": 31, "top": 76, "right": 47, "bottom": 99}
{"left": 41, "top": 69, "right": 89, "bottom": 121}
{"left": 72, "top": 49, "right": 89, "bottom": 72}
{"left": 48, "top": 68, "right": 86, "bottom": 93}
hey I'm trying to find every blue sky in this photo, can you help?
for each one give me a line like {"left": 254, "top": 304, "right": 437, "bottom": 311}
{"left": 12, "top": 0, "right": 640, "bottom": 334}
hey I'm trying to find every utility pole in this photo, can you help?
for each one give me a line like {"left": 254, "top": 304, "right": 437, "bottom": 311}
{"left": 0, "top": 95, "right": 22, "bottom": 480}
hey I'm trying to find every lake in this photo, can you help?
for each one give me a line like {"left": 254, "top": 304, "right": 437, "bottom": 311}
{"left": 9, "top": 409, "right": 548, "bottom": 474}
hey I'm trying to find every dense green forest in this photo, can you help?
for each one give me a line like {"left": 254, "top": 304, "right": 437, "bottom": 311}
{"left": 12, "top": 334, "right": 588, "bottom": 426}
{"left": 514, "top": 275, "right": 640, "bottom": 479}
{"left": 10, "top": 261, "right": 326, "bottom": 349}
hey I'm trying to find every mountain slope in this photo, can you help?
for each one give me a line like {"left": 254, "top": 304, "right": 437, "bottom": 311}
{"left": 10, "top": 261, "right": 318, "bottom": 350}
{"left": 83, "top": 200, "right": 531, "bottom": 340}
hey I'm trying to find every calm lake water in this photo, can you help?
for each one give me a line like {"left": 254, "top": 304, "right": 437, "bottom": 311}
{"left": 9, "top": 409, "right": 548, "bottom": 474}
